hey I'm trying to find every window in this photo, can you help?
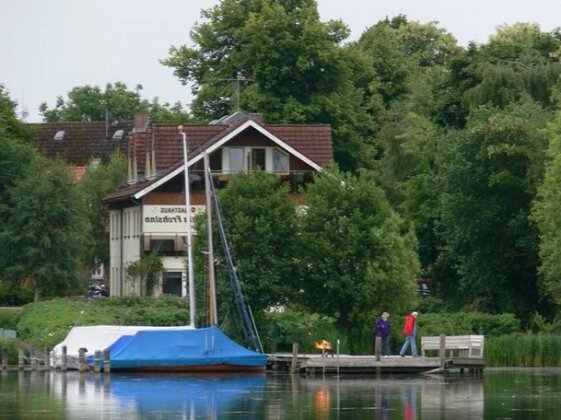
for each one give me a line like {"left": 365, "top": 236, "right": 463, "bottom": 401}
{"left": 210, "top": 149, "right": 222, "bottom": 172}
{"left": 251, "top": 148, "right": 266, "bottom": 171}
{"left": 229, "top": 147, "right": 244, "bottom": 173}
{"left": 54, "top": 130, "right": 65, "bottom": 140}
{"left": 162, "top": 272, "right": 183, "bottom": 296}
{"left": 112, "top": 129, "right": 124, "bottom": 139}
{"left": 273, "top": 148, "right": 288, "bottom": 172}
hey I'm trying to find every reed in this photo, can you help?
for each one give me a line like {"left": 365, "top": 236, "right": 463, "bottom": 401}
{"left": 486, "top": 334, "right": 561, "bottom": 367}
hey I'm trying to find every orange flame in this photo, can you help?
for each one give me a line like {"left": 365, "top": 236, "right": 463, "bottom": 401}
{"left": 314, "top": 340, "right": 332, "bottom": 351}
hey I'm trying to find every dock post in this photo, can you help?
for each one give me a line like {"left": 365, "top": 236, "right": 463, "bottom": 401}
{"left": 439, "top": 334, "right": 446, "bottom": 371}
{"left": 336, "top": 339, "right": 340, "bottom": 376}
{"left": 30, "top": 350, "right": 37, "bottom": 371}
{"left": 18, "top": 348, "right": 24, "bottom": 370}
{"left": 375, "top": 336, "right": 382, "bottom": 361}
{"left": 103, "top": 349, "right": 110, "bottom": 374}
{"left": 44, "top": 346, "right": 50, "bottom": 371}
{"left": 291, "top": 343, "right": 299, "bottom": 374}
{"left": 1, "top": 348, "right": 7, "bottom": 369}
{"left": 61, "top": 346, "right": 67, "bottom": 372}
{"left": 78, "top": 348, "right": 88, "bottom": 373}
{"left": 94, "top": 350, "right": 101, "bottom": 373}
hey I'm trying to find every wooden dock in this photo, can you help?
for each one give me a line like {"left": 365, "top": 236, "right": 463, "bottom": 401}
{"left": 267, "top": 354, "right": 485, "bottom": 375}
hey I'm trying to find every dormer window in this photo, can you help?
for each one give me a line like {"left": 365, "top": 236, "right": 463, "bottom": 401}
{"left": 54, "top": 130, "right": 65, "bottom": 140}
{"left": 112, "top": 129, "right": 124, "bottom": 140}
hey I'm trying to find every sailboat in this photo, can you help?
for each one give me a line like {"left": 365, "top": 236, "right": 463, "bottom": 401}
{"left": 51, "top": 148, "right": 267, "bottom": 372}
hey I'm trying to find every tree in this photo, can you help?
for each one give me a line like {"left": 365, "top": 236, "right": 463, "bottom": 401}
{"left": 300, "top": 167, "right": 419, "bottom": 352}
{"left": 354, "top": 16, "right": 461, "bottom": 112}
{"left": 532, "top": 105, "right": 561, "bottom": 307}
{"left": 0, "top": 86, "right": 34, "bottom": 207}
{"left": 162, "top": 0, "right": 375, "bottom": 171}
{"left": 435, "top": 100, "right": 549, "bottom": 317}
{"left": 78, "top": 151, "right": 127, "bottom": 271}
{"left": 39, "top": 82, "right": 191, "bottom": 123}
{"left": 194, "top": 171, "right": 301, "bottom": 326}
{"left": 0, "top": 158, "right": 90, "bottom": 300}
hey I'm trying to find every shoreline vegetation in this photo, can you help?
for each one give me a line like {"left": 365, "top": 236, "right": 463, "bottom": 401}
{"left": 2, "top": 299, "right": 561, "bottom": 367}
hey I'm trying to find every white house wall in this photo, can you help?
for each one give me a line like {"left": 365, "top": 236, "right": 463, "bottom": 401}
{"left": 109, "top": 206, "right": 142, "bottom": 297}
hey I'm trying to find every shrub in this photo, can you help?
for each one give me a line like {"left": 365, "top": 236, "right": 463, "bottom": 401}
{"left": 0, "top": 338, "right": 19, "bottom": 364}
{"left": 0, "top": 283, "right": 33, "bottom": 306}
{"left": 0, "top": 307, "right": 22, "bottom": 329}
{"left": 16, "top": 296, "right": 191, "bottom": 348}
{"left": 263, "top": 307, "right": 344, "bottom": 353}
{"left": 417, "top": 312, "right": 520, "bottom": 337}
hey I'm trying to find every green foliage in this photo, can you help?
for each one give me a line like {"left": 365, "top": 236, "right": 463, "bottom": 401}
{"left": 0, "top": 284, "right": 33, "bottom": 307}
{"left": 532, "top": 107, "right": 561, "bottom": 307}
{"left": 16, "top": 297, "right": 190, "bottom": 348}
{"left": 486, "top": 333, "right": 561, "bottom": 366}
{"left": 263, "top": 307, "right": 340, "bottom": 353}
{"left": 125, "top": 252, "right": 164, "bottom": 296}
{"left": 418, "top": 312, "right": 520, "bottom": 337}
{"left": 78, "top": 151, "right": 127, "bottom": 270}
{"left": 300, "top": 167, "right": 419, "bottom": 352}
{"left": 0, "top": 338, "right": 19, "bottom": 364}
{"left": 435, "top": 101, "right": 549, "bottom": 317}
{"left": 39, "top": 82, "right": 191, "bottom": 123}
{"left": 195, "top": 171, "right": 300, "bottom": 325}
{"left": 163, "top": 0, "right": 375, "bottom": 171}
{"left": 0, "top": 307, "right": 22, "bottom": 328}
{"left": 0, "top": 158, "right": 90, "bottom": 299}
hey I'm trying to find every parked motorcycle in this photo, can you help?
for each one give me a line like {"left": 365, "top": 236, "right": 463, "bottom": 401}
{"left": 88, "top": 284, "right": 109, "bottom": 298}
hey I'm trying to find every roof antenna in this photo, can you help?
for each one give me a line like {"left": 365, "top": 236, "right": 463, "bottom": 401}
{"left": 217, "top": 75, "right": 254, "bottom": 113}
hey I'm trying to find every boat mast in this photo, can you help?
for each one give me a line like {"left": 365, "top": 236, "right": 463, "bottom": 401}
{"left": 204, "top": 153, "right": 218, "bottom": 325}
{"left": 179, "top": 127, "right": 196, "bottom": 328}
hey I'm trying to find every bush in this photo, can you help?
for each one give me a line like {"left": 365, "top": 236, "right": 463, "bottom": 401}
{"left": 0, "top": 283, "right": 33, "bottom": 306}
{"left": 0, "top": 338, "right": 19, "bottom": 364}
{"left": 263, "top": 307, "right": 345, "bottom": 353}
{"left": 417, "top": 312, "right": 520, "bottom": 337}
{"left": 16, "top": 296, "right": 191, "bottom": 348}
{"left": 0, "top": 307, "right": 22, "bottom": 329}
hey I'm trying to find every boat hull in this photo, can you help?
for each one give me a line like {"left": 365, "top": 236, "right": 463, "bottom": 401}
{"left": 109, "top": 364, "right": 265, "bottom": 373}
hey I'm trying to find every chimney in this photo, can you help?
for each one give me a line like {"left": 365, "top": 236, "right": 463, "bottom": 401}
{"left": 134, "top": 111, "right": 149, "bottom": 132}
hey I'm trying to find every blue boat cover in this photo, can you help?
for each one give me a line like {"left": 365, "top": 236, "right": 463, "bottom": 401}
{"left": 104, "top": 326, "right": 267, "bottom": 369}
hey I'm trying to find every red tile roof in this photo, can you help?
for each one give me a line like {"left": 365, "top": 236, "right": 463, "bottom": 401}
{"left": 105, "top": 115, "right": 333, "bottom": 203}
{"left": 28, "top": 121, "right": 132, "bottom": 165}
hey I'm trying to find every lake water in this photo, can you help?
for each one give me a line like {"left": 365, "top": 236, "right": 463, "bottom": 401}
{"left": 1, "top": 368, "right": 560, "bottom": 419}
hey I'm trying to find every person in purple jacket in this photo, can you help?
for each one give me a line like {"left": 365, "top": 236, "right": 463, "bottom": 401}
{"left": 375, "top": 311, "right": 391, "bottom": 355}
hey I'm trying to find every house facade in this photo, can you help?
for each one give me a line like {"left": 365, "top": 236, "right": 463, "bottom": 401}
{"left": 103, "top": 112, "right": 333, "bottom": 297}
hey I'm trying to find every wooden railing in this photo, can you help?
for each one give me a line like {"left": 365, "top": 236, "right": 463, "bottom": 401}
{"left": 421, "top": 335, "right": 485, "bottom": 358}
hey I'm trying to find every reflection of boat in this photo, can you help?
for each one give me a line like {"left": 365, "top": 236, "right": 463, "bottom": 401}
{"left": 52, "top": 149, "right": 266, "bottom": 372}
{"left": 108, "top": 374, "right": 266, "bottom": 412}
{"left": 49, "top": 372, "right": 265, "bottom": 418}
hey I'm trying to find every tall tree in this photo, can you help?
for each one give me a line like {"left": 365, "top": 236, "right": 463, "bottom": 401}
{"left": 78, "top": 151, "right": 127, "bottom": 271}
{"left": 195, "top": 171, "right": 301, "bottom": 327}
{"left": 300, "top": 167, "right": 419, "bottom": 352}
{"left": 0, "top": 158, "right": 90, "bottom": 300}
{"left": 162, "top": 0, "right": 375, "bottom": 171}
{"left": 532, "top": 102, "right": 561, "bottom": 308}
{"left": 39, "top": 82, "right": 191, "bottom": 123}
{"left": 435, "top": 100, "right": 549, "bottom": 317}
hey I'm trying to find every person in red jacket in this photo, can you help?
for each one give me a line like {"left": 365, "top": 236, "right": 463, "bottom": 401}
{"left": 399, "top": 311, "right": 418, "bottom": 357}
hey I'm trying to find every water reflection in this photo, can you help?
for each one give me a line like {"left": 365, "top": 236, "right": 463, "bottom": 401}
{"left": 3, "top": 369, "right": 561, "bottom": 419}
{"left": 60, "top": 373, "right": 266, "bottom": 419}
